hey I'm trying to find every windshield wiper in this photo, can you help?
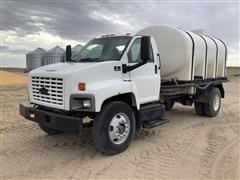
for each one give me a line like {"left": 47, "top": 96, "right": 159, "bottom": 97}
{"left": 80, "top": 58, "right": 102, "bottom": 62}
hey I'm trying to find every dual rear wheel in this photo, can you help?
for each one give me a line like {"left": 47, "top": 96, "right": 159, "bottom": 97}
{"left": 194, "top": 88, "right": 221, "bottom": 117}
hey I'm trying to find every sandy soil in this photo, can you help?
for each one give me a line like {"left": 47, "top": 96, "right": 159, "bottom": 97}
{"left": 0, "top": 73, "right": 239, "bottom": 179}
{"left": 0, "top": 70, "right": 27, "bottom": 86}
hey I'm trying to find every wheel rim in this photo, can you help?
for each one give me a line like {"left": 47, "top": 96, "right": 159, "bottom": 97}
{"left": 109, "top": 113, "right": 130, "bottom": 145}
{"left": 213, "top": 93, "right": 220, "bottom": 111}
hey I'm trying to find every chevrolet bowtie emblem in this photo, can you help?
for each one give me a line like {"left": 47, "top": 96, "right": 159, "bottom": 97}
{"left": 39, "top": 87, "right": 49, "bottom": 95}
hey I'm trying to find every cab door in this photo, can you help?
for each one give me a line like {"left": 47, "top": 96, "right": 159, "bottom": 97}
{"left": 127, "top": 37, "right": 160, "bottom": 104}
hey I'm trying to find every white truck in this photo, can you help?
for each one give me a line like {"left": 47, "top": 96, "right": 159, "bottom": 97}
{"left": 20, "top": 25, "right": 228, "bottom": 155}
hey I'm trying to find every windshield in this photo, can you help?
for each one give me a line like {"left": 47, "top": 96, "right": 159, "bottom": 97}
{"left": 71, "top": 36, "right": 132, "bottom": 62}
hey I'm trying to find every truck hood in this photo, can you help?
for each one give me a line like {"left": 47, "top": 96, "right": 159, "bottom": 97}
{"left": 29, "top": 61, "right": 124, "bottom": 87}
{"left": 29, "top": 62, "right": 98, "bottom": 76}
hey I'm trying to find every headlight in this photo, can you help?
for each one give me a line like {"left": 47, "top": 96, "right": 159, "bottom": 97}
{"left": 70, "top": 94, "right": 95, "bottom": 111}
{"left": 83, "top": 99, "right": 91, "bottom": 108}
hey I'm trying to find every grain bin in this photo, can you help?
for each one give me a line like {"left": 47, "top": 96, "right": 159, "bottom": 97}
{"left": 72, "top": 44, "right": 83, "bottom": 56}
{"left": 43, "top": 46, "right": 64, "bottom": 66}
{"left": 26, "top": 48, "right": 45, "bottom": 72}
{"left": 136, "top": 25, "right": 227, "bottom": 81}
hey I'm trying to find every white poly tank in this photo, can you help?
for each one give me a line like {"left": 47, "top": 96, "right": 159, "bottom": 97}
{"left": 26, "top": 47, "right": 45, "bottom": 72}
{"left": 136, "top": 25, "right": 227, "bottom": 80}
{"left": 43, "top": 46, "right": 65, "bottom": 66}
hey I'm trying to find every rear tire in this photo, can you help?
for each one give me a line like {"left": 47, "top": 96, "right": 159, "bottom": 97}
{"left": 92, "top": 101, "right": 135, "bottom": 155}
{"left": 194, "top": 102, "right": 205, "bottom": 116}
{"left": 204, "top": 88, "right": 221, "bottom": 117}
{"left": 165, "top": 102, "right": 175, "bottom": 111}
{"left": 38, "top": 124, "right": 62, "bottom": 135}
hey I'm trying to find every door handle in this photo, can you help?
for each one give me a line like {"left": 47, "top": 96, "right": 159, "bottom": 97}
{"left": 155, "top": 65, "right": 158, "bottom": 74}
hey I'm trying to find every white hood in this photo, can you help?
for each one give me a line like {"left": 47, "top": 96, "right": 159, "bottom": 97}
{"left": 29, "top": 62, "right": 98, "bottom": 76}
{"left": 29, "top": 61, "right": 123, "bottom": 83}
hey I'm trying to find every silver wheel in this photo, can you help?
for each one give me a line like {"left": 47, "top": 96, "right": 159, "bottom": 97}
{"left": 109, "top": 113, "right": 130, "bottom": 145}
{"left": 213, "top": 93, "right": 220, "bottom": 111}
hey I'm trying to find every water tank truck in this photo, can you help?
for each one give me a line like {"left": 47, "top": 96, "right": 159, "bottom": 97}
{"left": 20, "top": 25, "right": 228, "bottom": 155}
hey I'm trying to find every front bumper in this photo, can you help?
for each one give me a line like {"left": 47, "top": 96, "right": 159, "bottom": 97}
{"left": 19, "top": 104, "right": 83, "bottom": 135}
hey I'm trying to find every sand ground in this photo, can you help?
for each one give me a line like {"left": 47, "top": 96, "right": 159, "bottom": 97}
{"left": 0, "top": 70, "right": 239, "bottom": 179}
{"left": 0, "top": 70, "right": 27, "bottom": 86}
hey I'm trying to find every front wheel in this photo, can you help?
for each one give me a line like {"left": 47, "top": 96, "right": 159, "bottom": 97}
{"left": 92, "top": 101, "right": 136, "bottom": 155}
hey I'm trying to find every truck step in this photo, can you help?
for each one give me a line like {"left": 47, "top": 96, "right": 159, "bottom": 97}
{"left": 138, "top": 102, "right": 167, "bottom": 129}
{"left": 142, "top": 119, "right": 169, "bottom": 129}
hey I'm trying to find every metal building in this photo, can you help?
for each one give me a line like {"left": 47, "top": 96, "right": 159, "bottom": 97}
{"left": 43, "top": 46, "right": 65, "bottom": 65}
{"left": 26, "top": 47, "right": 45, "bottom": 72}
{"left": 72, "top": 44, "right": 83, "bottom": 56}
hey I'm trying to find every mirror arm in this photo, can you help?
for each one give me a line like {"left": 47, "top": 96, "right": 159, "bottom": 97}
{"left": 122, "top": 61, "right": 147, "bottom": 73}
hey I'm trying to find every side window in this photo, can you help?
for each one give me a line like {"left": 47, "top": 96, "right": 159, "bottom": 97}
{"left": 128, "top": 38, "right": 154, "bottom": 63}
{"left": 128, "top": 38, "right": 141, "bottom": 63}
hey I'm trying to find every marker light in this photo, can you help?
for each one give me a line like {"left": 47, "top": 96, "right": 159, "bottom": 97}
{"left": 78, "top": 83, "right": 86, "bottom": 91}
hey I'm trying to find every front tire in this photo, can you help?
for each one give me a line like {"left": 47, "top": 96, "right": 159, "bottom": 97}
{"left": 92, "top": 101, "right": 136, "bottom": 155}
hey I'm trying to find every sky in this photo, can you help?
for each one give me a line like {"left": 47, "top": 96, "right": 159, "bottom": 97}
{"left": 1, "top": 0, "right": 239, "bottom": 68}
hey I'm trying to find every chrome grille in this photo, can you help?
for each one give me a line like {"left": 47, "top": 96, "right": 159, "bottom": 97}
{"left": 31, "top": 76, "right": 63, "bottom": 105}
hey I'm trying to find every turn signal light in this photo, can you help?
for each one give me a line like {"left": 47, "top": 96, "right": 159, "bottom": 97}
{"left": 79, "top": 83, "right": 86, "bottom": 91}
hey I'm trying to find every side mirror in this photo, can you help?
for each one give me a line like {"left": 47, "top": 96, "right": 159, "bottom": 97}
{"left": 122, "top": 36, "right": 151, "bottom": 73}
{"left": 66, "top": 45, "right": 72, "bottom": 62}
{"left": 141, "top": 36, "right": 151, "bottom": 62}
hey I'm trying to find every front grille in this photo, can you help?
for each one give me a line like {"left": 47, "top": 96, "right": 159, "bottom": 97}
{"left": 31, "top": 76, "right": 63, "bottom": 105}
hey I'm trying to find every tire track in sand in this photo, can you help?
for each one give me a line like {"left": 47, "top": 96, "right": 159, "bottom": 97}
{"left": 209, "top": 137, "right": 240, "bottom": 179}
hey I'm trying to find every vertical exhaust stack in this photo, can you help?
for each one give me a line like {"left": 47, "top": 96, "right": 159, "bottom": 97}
{"left": 66, "top": 45, "right": 72, "bottom": 62}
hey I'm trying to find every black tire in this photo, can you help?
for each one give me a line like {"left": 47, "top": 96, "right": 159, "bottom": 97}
{"left": 165, "top": 102, "right": 175, "bottom": 111}
{"left": 204, "top": 88, "right": 221, "bottom": 117}
{"left": 194, "top": 102, "right": 205, "bottom": 116}
{"left": 38, "top": 124, "right": 62, "bottom": 135}
{"left": 92, "top": 101, "right": 136, "bottom": 155}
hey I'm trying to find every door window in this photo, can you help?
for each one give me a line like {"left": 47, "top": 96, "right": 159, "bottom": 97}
{"left": 128, "top": 38, "right": 154, "bottom": 63}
